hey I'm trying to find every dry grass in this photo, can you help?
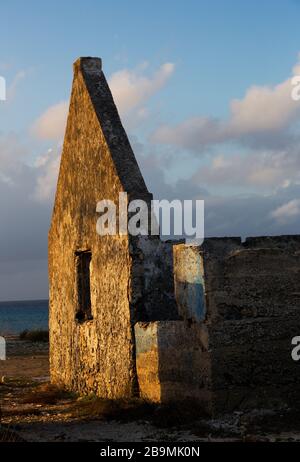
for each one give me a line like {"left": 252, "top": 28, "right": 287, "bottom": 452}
{"left": 0, "top": 377, "right": 38, "bottom": 388}
{"left": 2, "top": 377, "right": 208, "bottom": 435}
{"left": 69, "top": 395, "right": 208, "bottom": 427}
{"left": 70, "top": 395, "right": 154, "bottom": 421}
{"left": 19, "top": 329, "right": 49, "bottom": 343}
{"left": 3, "top": 408, "right": 43, "bottom": 418}
{"left": 21, "top": 383, "right": 75, "bottom": 405}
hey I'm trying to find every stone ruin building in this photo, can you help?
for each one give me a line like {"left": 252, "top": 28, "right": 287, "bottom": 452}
{"left": 49, "top": 57, "right": 300, "bottom": 415}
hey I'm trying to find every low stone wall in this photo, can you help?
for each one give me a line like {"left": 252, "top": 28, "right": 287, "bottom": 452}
{"left": 210, "top": 319, "right": 300, "bottom": 413}
{"left": 173, "top": 236, "right": 300, "bottom": 414}
{"left": 135, "top": 321, "right": 212, "bottom": 411}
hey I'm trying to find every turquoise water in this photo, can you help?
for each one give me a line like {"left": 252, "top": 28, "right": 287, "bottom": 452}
{"left": 0, "top": 299, "right": 49, "bottom": 335}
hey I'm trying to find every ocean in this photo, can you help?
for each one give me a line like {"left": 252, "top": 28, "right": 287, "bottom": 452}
{"left": 0, "top": 299, "right": 49, "bottom": 336}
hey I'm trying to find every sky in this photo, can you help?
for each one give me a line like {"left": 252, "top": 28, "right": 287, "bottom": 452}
{"left": 0, "top": 0, "right": 300, "bottom": 300}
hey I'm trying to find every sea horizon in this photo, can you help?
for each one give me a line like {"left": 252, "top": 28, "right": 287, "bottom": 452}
{"left": 0, "top": 299, "right": 49, "bottom": 336}
{"left": 0, "top": 298, "right": 49, "bottom": 304}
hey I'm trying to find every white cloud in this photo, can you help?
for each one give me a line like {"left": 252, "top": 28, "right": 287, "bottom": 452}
{"left": 31, "top": 61, "right": 175, "bottom": 140}
{"left": 152, "top": 56, "right": 300, "bottom": 151}
{"left": 0, "top": 135, "right": 52, "bottom": 264}
{"left": 0, "top": 134, "right": 61, "bottom": 203}
{"left": 0, "top": 134, "right": 31, "bottom": 184}
{"left": 7, "top": 70, "right": 27, "bottom": 100}
{"left": 228, "top": 69, "right": 300, "bottom": 135}
{"left": 28, "top": 60, "right": 175, "bottom": 200}
{"left": 0, "top": 68, "right": 31, "bottom": 103}
{"left": 133, "top": 139, "right": 300, "bottom": 238}
{"left": 109, "top": 62, "right": 175, "bottom": 116}
{"left": 271, "top": 199, "right": 300, "bottom": 224}
{"left": 33, "top": 147, "right": 61, "bottom": 201}
{"left": 153, "top": 117, "right": 223, "bottom": 150}
{"left": 31, "top": 101, "right": 68, "bottom": 140}
{"left": 192, "top": 147, "right": 300, "bottom": 191}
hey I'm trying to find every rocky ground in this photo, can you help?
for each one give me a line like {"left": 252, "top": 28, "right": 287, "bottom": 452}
{"left": 1, "top": 338, "right": 300, "bottom": 442}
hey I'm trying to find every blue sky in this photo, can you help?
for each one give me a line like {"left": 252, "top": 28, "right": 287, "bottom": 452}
{"left": 0, "top": 0, "right": 300, "bottom": 299}
{"left": 1, "top": 0, "right": 300, "bottom": 130}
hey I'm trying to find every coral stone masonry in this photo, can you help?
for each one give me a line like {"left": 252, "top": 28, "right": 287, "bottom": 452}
{"left": 49, "top": 57, "right": 300, "bottom": 415}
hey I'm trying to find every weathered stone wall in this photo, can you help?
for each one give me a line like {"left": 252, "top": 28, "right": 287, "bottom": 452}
{"left": 173, "top": 236, "right": 300, "bottom": 414}
{"left": 132, "top": 238, "right": 179, "bottom": 322}
{"left": 49, "top": 58, "right": 177, "bottom": 398}
{"left": 49, "top": 58, "right": 135, "bottom": 397}
{"left": 49, "top": 57, "right": 300, "bottom": 415}
{"left": 204, "top": 236, "right": 300, "bottom": 413}
{"left": 135, "top": 321, "right": 211, "bottom": 410}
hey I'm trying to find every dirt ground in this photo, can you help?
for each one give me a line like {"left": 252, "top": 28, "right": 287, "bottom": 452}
{"left": 1, "top": 339, "right": 300, "bottom": 443}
